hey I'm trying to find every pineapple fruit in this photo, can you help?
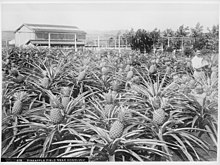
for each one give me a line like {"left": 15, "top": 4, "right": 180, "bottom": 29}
{"left": 109, "top": 107, "right": 132, "bottom": 140}
{"left": 152, "top": 108, "right": 166, "bottom": 125}
{"left": 50, "top": 108, "right": 64, "bottom": 124}
{"left": 109, "top": 120, "right": 124, "bottom": 139}
{"left": 12, "top": 91, "right": 28, "bottom": 115}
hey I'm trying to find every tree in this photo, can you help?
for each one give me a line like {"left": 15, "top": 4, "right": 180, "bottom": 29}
{"left": 174, "top": 25, "right": 190, "bottom": 49}
{"left": 163, "top": 28, "right": 175, "bottom": 37}
{"left": 131, "top": 29, "right": 153, "bottom": 53}
{"left": 149, "top": 28, "right": 161, "bottom": 48}
{"left": 190, "top": 23, "right": 205, "bottom": 50}
{"left": 162, "top": 28, "right": 175, "bottom": 49}
{"left": 175, "top": 25, "right": 190, "bottom": 37}
{"left": 121, "top": 29, "right": 135, "bottom": 47}
{"left": 206, "top": 24, "right": 219, "bottom": 52}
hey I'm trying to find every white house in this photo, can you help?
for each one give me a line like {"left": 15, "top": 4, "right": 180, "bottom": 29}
{"left": 14, "top": 23, "right": 86, "bottom": 47}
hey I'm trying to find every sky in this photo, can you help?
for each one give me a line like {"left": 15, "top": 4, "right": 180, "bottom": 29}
{"left": 1, "top": 1, "right": 219, "bottom": 32}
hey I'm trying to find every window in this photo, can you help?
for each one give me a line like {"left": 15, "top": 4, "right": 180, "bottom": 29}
{"left": 36, "top": 32, "right": 48, "bottom": 39}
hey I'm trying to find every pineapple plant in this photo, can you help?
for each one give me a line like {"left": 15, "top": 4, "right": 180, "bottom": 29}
{"left": 50, "top": 108, "right": 64, "bottom": 124}
{"left": 152, "top": 108, "right": 166, "bottom": 125}
{"left": 109, "top": 106, "right": 132, "bottom": 139}
{"left": 12, "top": 91, "right": 28, "bottom": 115}
{"left": 2, "top": 47, "right": 218, "bottom": 161}
{"left": 109, "top": 120, "right": 124, "bottom": 140}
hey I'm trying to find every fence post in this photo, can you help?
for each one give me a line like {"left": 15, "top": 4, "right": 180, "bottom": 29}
{"left": 74, "top": 33, "right": 77, "bottom": 52}
{"left": 118, "top": 35, "right": 121, "bottom": 53}
{"left": 115, "top": 38, "right": 117, "bottom": 49}
{"left": 48, "top": 33, "right": 51, "bottom": 48}
{"left": 98, "top": 36, "right": 100, "bottom": 49}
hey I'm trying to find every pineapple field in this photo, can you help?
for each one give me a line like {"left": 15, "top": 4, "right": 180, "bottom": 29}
{"left": 1, "top": 47, "right": 218, "bottom": 161}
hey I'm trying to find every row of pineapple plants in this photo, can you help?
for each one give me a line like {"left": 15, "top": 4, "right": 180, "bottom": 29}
{"left": 2, "top": 47, "right": 218, "bottom": 161}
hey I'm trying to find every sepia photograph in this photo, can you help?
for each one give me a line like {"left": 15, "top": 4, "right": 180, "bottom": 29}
{"left": 1, "top": 0, "right": 219, "bottom": 162}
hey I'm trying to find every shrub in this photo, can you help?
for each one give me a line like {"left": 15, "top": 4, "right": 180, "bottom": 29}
{"left": 183, "top": 46, "right": 194, "bottom": 57}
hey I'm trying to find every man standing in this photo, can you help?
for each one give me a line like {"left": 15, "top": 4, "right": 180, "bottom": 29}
{"left": 191, "top": 50, "right": 209, "bottom": 83}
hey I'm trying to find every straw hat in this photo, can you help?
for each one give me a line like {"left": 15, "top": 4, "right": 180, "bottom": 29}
{"left": 196, "top": 50, "right": 201, "bottom": 55}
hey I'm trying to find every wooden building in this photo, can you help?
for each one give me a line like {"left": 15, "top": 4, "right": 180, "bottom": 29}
{"left": 14, "top": 23, "right": 86, "bottom": 48}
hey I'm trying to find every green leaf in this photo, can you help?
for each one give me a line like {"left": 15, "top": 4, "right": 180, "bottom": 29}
{"left": 17, "top": 138, "right": 44, "bottom": 158}
{"left": 167, "top": 134, "right": 193, "bottom": 161}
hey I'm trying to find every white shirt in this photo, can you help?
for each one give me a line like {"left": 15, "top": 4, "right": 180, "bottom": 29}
{"left": 191, "top": 55, "right": 209, "bottom": 69}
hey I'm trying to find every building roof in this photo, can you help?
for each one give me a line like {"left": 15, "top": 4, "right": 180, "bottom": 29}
{"left": 15, "top": 23, "right": 86, "bottom": 34}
